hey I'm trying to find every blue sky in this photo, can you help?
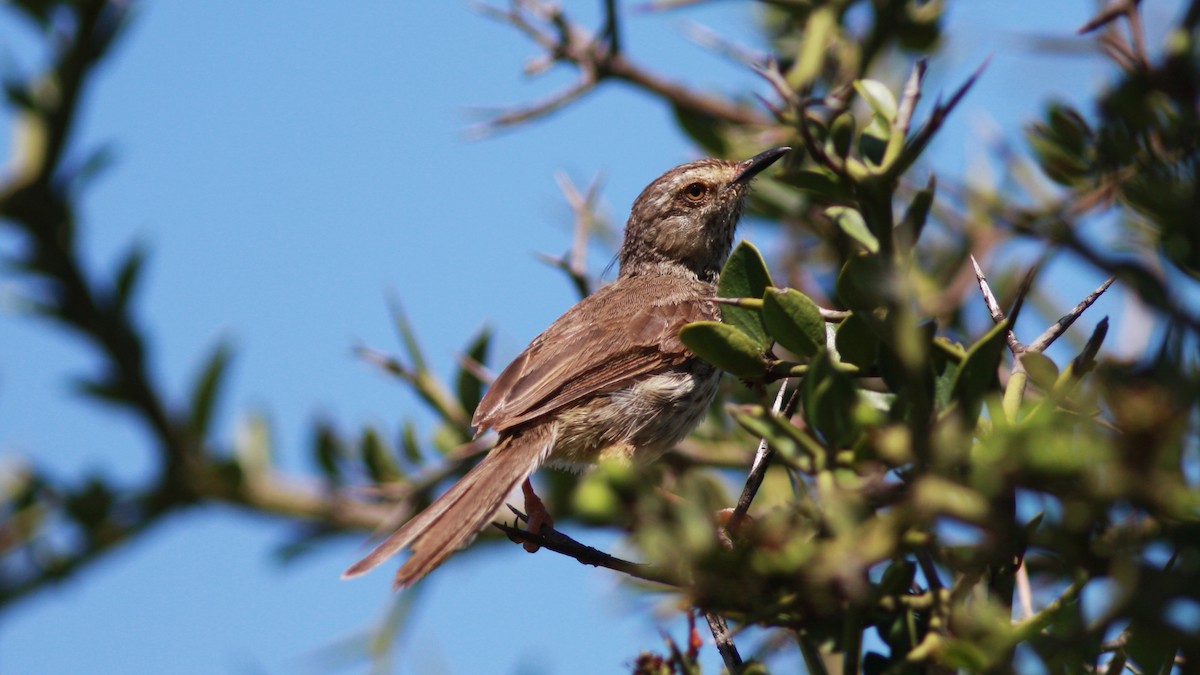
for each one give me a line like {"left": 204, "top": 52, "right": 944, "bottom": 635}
{"left": 0, "top": 2, "right": 1175, "bottom": 673}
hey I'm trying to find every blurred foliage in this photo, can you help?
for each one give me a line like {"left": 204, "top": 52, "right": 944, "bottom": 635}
{"left": 2, "top": 0, "right": 1200, "bottom": 673}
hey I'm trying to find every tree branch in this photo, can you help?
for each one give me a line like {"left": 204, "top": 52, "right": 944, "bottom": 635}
{"left": 493, "top": 507, "right": 680, "bottom": 586}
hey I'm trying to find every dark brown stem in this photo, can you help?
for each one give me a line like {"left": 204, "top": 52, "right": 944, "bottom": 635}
{"left": 495, "top": 508, "right": 680, "bottom": 586}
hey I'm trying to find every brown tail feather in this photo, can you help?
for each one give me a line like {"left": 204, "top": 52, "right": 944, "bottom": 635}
{"left": 342, "top": 425, "right": 554, "bottom": 589}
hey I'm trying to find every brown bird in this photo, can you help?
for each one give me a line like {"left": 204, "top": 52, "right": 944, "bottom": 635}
{"left": 343, "top": 147, "right": 789, "bottom": 589}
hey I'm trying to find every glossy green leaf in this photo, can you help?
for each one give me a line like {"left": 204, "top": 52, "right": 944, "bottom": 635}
{"left": 828, "top": 205, "right": 880, "bottom": 254}
{"left": 717, "top": 240, "right": 774, "bottom": 346}
{"left": 762, "top": 287, "right": 825, "bottom": 357}
{"left": 855, "top": 79, "right": 899, "bottom": 123}
{"left": 949, "top": 320, "right": 1010, "bottom": 423}
{"left": 679, "top": 321, "right": 767, "bottom": 379}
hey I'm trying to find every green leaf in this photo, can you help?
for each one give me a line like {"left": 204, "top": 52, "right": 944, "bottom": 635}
{"left": 672, "top": 103, "right": 728, "bottom": 156}
{"left": 1123, "top": 618, "right": 1179, "bottom": 675}
{"left": 400, "top": 420, "right": 422, "bottom": 465}
{"left": 718, "top": 241, "right": 774, "bottom": 346}
{"left": 112, "top": 241, "right": 147, "bottom": 313}
{"left": 361, "top": 426, "right": 400, "bottom": 483}
{"left": 785, "top": 167, "right": 840, "bottom": 195}
{"left": 855, "top": 79, "right": 899, "bottom": 123}
{"left": 1066, "top": 317, "right": 1108, "bottom": 381}
{"left": 313, "top": 421, "right": 343, "bottom": 482}
{"left": 932, "top": 340, "right": 961, "bottom": 411}
{"left": 74, "top": 376, "right": 134, "bottom": 406}
{"left": 679, "top": 321, "right": 767, "bottom": 379}
{"left": 1019, "top": 352, "right": 1059, "bottom": 391}
{"left": 388, "top": 296, "right": 427, "bottom": 372}
{"left": 803, "top": 350, "right": 859, "bottom": 449}
{"left": 188, "top": 340, "right": 233, "bottom": 442}
{"left": 829, "top": 111, "right": 856, "bottom": 159}
{"left": 456, "top": 326, "right": 491, "bottom": 416}
{"left": 785, "top": 5, "right": 836, "bottom": 89}
{"left": 828, "top": 206, "right": 880, "bottom": 254}
{"left": 896, "top": 175, "right": 935, "bottom": 253}
{"left": 835, "top": 253, "right": 891, "bottom": 310}
{"left": 949, "top": 320, "right": 1010, "bottom": 423}
{"left": 834, "top": 312, "right": 878, "bottom": 369}
{"left": 762, "top": 288, "right": 825, "bottom": 357}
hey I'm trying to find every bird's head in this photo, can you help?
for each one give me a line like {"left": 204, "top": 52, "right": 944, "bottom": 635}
{"left": 618, "top": 147, "right": 789, "bottom": 282}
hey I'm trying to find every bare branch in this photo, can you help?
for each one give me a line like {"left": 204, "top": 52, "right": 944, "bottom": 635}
{"left": 605, "top": 53, "right": 767, "bottom": 126}
{"left": 1078, "top": 0, "right": 1137, "bottom": 35}
{"left": 468, "top": 75, "right": 598, "bottom": 137}
{"left": 1026, "top": 276, "right": 1115, "bottom": 354}
{"left": 709, "top": 296, "right": 850, "bottom": 322}
{"left": 494, "top": 508, "right": 680, "bottom": 586}
{"left": 969, "top": 255, "right": 1025, "bottom": 354}
{"left": 725, "top": 384, "right": 797, "bottom": 535}
{"left": 969, "top": 255, "right": 1028, "bottom": 354}
{"left": 894, "top": 59, "right": 927, "bottom": 143}
{"left": 546, "top": 171, "right": 606, "bottom": 297}
{"left": 683, "top": 21, "right": 769, "bottom": 71}
{"left": 704, "top": 612, "right": 745, "bottom": 673}
{"left": 472, "top": 0, "right": 767, "bottom": 136}
{"left": 897, "top": 59, "right": 988, "bottom": 176}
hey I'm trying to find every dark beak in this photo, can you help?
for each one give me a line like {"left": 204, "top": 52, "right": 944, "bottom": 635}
{"left": 729, "top": 146, "right": 790, "bottom": 187}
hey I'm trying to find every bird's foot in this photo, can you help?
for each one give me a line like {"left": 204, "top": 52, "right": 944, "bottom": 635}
{"left": 520, "top": 478, "right": 554, "bottom": 553}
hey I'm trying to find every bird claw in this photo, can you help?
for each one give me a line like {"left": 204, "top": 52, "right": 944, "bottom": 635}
{"left": 502, "top": 480, "right": 556, "bottom": 552}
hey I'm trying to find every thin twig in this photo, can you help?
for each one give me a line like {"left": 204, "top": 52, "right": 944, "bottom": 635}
{"left": 895, "top": 59, "right": 988, "bottom": 176}
{"left": 1016, "top": 563, "right": 1034, "bottom": 620}
{"left": 969, "top": 255, "right": 1027, "bottom": 353}
{"left": 798, "top": 100, "right": 843, "bottom": 174}
{"left": 894, "top": 59, "right": 927, "bottom": 143}
{"left": 705, "top": 611, "right": 745, "bottom": 673}
{"left": 709, "top": 296, "right": 850, "bottom": 322}
{"left": 471, "top": 0, "right": 766, "bottom": 136}
{"left": 725, "top": 384, "right": 796, "bottom": 535}
{"left": 494, "top": 507, "right": 680, "bottom": 586}
{"left": 1026, "top": 276, "right": 1115, "bottom": 354}
{"left": 683, "top": 21, "right": 769, "bottom": 70}
{"left": 548, "top": 171, "right": 605, "bottom": 297}
{"left": 468, "top": 75, "right": 598, "bottom": 137}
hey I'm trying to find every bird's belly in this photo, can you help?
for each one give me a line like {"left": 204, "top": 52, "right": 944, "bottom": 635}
{"left": 546, "top": 362, "right": 719, "bottom": 470}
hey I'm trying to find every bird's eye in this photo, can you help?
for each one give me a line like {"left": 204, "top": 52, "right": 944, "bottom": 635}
{"left": 682, "top": 182, "right": 708, "bottom": 203}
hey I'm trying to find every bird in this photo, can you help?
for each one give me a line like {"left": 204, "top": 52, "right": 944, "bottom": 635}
{"left": 343, "top": 146, "right": 790, "bottom": 589}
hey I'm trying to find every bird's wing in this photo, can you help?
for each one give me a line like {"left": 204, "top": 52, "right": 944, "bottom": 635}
{"left": 472, "top": 276, "right": 718, "bottom": 433}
